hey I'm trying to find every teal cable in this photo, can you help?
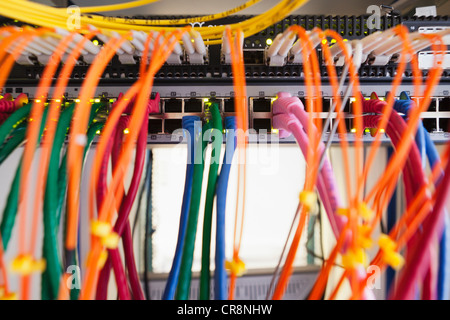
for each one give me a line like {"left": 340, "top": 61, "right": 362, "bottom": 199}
{"left": 0, "top": 106, "right": 49, "bottom": 247}
{"left": 0, "top": 123, "right": 27, "bottom": 165}
{"left": 41, "top": 103, "right": 75, "bottom": 300}
{"left": 0, "top": 103, "right": 32, "bottom": 148}
{"left": 200, "top": 103, "right": 223, "bottom": 300}
{"left": 59, "top": 103, "right": 104, "bottom": 300}
{"left": 175, "top": 120, "right": 210, "bottom": 300}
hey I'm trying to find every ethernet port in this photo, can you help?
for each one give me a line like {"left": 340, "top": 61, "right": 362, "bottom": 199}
{"left": 440, "top": 118, "right": 449, "bottom": 132}
{"left": 253, "top": 118, "right": 271, "bottom": 133}
{"left": 422, "top": 119, "right": 437, "bottom": 132}
{"left": 224, "top": 98, "right": 235, "bottom": 112}
{"left": 344, "top": 99, "right": 351, "bottom": 113}
{"left": 440, "top": 98, "right": 450, "bottom": 111}
{"left": 252, "top": 98, "right": 271, "bottom": 112}
{"left": 243, "top": 50, "right": 265, "bottom": 65}
{"left": 164, "top": 99, "right": 182, "bottom": 113}
{"left": 148, "top": 119, "right": 163, "bottom": 134}
{"left": 322, "top": 98, "right": 331, "bottom": 113}
{"left": 164, "top": 119, "right": 182, "bottom": 134}
{"left": 184, "top": 98, "right": 202, "bottom": 113}
{"left": 427, "top": 99, "right": 437, "bottom": 112}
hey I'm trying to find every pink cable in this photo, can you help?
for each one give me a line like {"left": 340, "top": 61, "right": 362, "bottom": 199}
{"left": 273, "top": 111, "right": 375, "bottom": 300}
{"left": 363, "top": 100, "right": 435, "bottom": 299}
{"left": 273, "top": 92, "right": 347, "bottom": 236}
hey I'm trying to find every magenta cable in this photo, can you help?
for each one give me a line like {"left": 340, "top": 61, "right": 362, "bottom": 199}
{"left": 273, "top": 112, "right": 375, "bottom": 300}
{"left": 363, "top": 113, "right": 434, "bottom": 299}
{"left": 273, "top": 92, "right": 347, "bottom": 237}
{"left": 122, "top": 221, "right": 143, "bottom": 300}
{"left": 273, "top": 113, "right": 341, "bottom": 233}
{"left": 363, "top": 100, "right": 435, "bottom": 299}
{"left": 96, "top": 95, "right": 153, "bottom": 300}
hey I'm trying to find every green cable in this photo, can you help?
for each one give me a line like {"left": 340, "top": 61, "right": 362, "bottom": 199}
{"left": 0, "top": 123, "right": 27, "bottom": 165}
{"left": 0, "top": 106, "right": 49, "bottom": 247}
{"left": 175, "top": 119, "right": 211, "bottom": 300}
{"left": 0, "top": 103, "right": 32, "bottom": 148}
{"left": 42, "top": 103, "right": 104, "bottom": 300}
{"left": 41, "top": 103, "right": 75, "bottom": 300}
{"left": 199, "top": 103, "right": 223, "bottom": 300}
{"left": 62, "top": 104, "right": 104, "bottom": 301}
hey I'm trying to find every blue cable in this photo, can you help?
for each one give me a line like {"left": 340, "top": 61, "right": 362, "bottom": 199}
{"left": 423, "top": 120, "right": 450, "bottom": 300}
{"left": 396, "top": 92, "right": 449, "bottom": 299}
{"left": 214, "top": 116, "right": 237, "bottom": 300}
{"left": 386, "top": 146, "right": 397, "bottom": 297}
{"left": 162, "top": 116, "right": 199, "bottom": 300}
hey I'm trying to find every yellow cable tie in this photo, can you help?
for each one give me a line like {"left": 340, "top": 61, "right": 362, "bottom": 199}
{"left": 91, "top": 220, "right": 112, "bottom": 238}
{"left": 358, "top": 202, "right": 374, "bottom": 221}
{"left": 382, "top": 251, "right": 405, "bottom": 270}
{"left": 357, "top": 225, "right": 373, "bottom": 249}
{"left": 10, "top": 255, "right": 46, "bottom": 275}
{"left": 101, "top": 232, "right": 120, "bottom": 249}
{"left": 225, "top": 257, "right": 246, "bottom": 277}
{"left": 378, "top": 234, "right": 396, "bottom": 251}
{"left": 342, "top": 248, "right": 368, "bottom": 269}
{"left": 0, "top": 292, "right": 17, "bottom": 300}
{"left": 378, "top": 234, "right": 404, "bottom": 270}
{"left": 337, "top": 207, "right": 349, "bottom": 217}
{"left": 299, "top": 191, "right": 317, "bottom": 212}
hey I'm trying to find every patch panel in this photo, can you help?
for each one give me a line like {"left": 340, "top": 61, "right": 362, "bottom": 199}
{"left": 3, "top": 15, "right": 449, "bottom": 85}
{"left": 4, "top": 85, "right": 450, "bottom": 142}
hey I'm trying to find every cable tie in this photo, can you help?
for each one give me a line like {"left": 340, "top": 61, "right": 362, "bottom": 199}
{"left": 101, "top": 231, "right": 120, "bottom": 249}
{"left": 91, "top": 220, "right": 112, "bottom": 238}
{"left": 10, "top": 255, "right": 46, "bottom": 275}
{"left": 358, "top": 202, "right": 374, "bottom": 222}
{"left": 299, "top": 191, "right": 317, "bottom": 212}
{"left": 225, "top": 257, "right": 246, "bottom": 277}
{"left": 378, "top": 234, "right": 404, "bottom": 270}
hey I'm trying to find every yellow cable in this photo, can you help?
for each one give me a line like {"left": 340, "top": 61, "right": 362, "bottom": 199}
{"left": 2, "top": 0, "right": 309, "bottom": 44}
{"left": 84, "top": 0, "right": 262, "bottom": 25}
{"left": 59, "top": 0, "right": 159, "bottom": 13}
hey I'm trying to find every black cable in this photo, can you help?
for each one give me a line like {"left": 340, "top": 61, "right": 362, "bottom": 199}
{"left": 132, "top": 151, "right": 151, "bottom": 239}
{"left": 143, "top": 149, "right": 153, "bottom": 300}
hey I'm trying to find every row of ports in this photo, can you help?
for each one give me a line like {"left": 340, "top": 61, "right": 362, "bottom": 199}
{"left": 21, "top": 95, "right": 448, "bottom": 114}
{"left": 161, "top": 97, "right": 274, "bottom": 114}
{"left": 147, "top": 118, "right": 274, "bottom": 134}
{"left": 149, "top": 117, "right": 450, "bottom": 135}
{"left": 164, "top": 96, "right": 450, "bottom": 114}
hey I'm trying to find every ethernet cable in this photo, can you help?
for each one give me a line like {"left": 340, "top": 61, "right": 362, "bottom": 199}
{"left": 312, "top": 27, "right": 418, "bottom": 300}
{"left": 272, "top": 26, "right": 328, "bottom": 300}
{"left": 82, "top": 30, "right": 185, "bottom": 300}
{"left": 200, "top": 102, "right": 223, "bottom": 300}
{"left": 163, "top": 115, "right": 199, "bottom": 300}
{"left": 348, "top": 33, "right": 446, "bottom": 298}
{"left": 0, "top": 105, "right": 49, "bottom": 249}
{"left": 214, "top": 116, "right": 237, "bottom": 300}
{"left": 361, "top": 110, "right": 431, "bottom": 300}
{"left": 175, "top": 120, "right": 211, "bottom": 300}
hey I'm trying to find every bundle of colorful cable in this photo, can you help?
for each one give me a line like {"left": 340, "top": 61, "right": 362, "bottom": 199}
{"left": 271, "top": 25, "right": 448, "bottom": 300}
